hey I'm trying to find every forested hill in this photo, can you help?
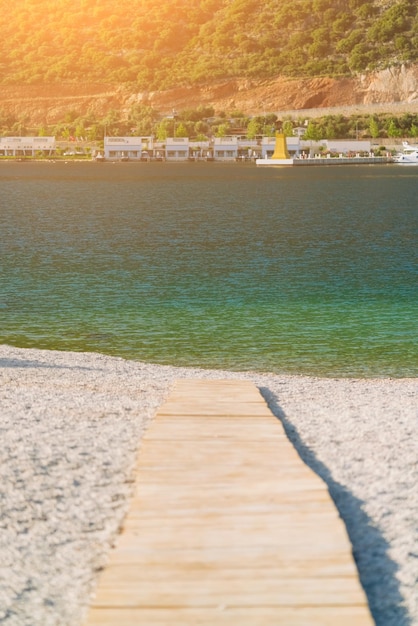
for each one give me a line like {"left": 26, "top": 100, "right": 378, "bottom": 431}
{"left": 0, "top": 0, "right": 417, "bottom": 90}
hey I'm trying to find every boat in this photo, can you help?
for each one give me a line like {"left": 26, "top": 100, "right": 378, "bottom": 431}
{"left": 393, "top": 142, "right": 418, "bottom": 164}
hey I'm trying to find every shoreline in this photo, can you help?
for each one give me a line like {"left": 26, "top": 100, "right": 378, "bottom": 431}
{"left": 1, "top": 344, "right": 417, "bottom": 625}
{"left": 0, "top": 156, "right": 396, "bottom": 165}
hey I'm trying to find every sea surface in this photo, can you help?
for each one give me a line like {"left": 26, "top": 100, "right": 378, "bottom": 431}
{"left": 1, "top": 161, "right": 417, "bottom": 377}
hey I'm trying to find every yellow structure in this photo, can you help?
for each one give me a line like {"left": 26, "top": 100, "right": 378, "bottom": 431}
{"left": 271, "top": 131, "right": 290, "bottom": 160}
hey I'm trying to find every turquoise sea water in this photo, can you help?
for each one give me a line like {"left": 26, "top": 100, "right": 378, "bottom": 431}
{"left": 1, "top": 161, "right": 417, "bottom": 377}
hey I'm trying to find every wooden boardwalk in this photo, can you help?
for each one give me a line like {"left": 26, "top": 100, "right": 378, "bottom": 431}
{"left": 85, "top": 379, "right": 374, "bottom": 625}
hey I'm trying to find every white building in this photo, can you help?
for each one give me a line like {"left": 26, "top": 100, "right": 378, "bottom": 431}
{"left": 260, "top": 136, "right": 372, "bottom": 159}
{"left": 189, "top": 140, "right": 210, "bottom": 159}
{"left": 165, "top": 137, "right": 190, "bottom": 161}
{"left": 213, "top": 137, "right": 238, "bottom": 160}
{"left": 325, "top": 140, "right": 372, "bottom": 154}
{"left": 104, "top": 136, "right": 153, "bottom": 160}
{"left": 100, "top": 134, "right": 373, "bottom": 162}
{"left": 0, "top": 136, "right": 55, "bottom": 157}
{"left": 236, "top": 139, "right": 259, "bottom": 159}
{"left": 261, "top": 137, "right": 278, "bottom": 158}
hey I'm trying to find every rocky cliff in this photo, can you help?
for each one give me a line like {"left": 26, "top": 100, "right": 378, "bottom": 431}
{"left": 1, "top": 64, "right": 417, "bottom": 125}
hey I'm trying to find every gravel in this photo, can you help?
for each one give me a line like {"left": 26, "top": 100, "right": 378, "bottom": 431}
{"left": 0, "top": 344, "right": 417, "bottom": 626}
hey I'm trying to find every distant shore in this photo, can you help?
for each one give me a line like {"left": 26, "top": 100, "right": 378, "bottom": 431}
{"left": 1, "top": 344, "right": 417, "bottom": 626}
{"left": 0, "top": 154, "right": 396, "bottom": 165}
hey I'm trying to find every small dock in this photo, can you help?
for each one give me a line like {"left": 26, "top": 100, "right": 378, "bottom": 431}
{"left": 293, "top": 156, "right": 390, "bottom": 166}
{"left": 85, "top": 380, "right": 373, "bottom": 625}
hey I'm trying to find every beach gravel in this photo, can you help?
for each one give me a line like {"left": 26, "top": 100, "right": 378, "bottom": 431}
{"left": 0, "top": 344, "right": 417, "bottom": 626}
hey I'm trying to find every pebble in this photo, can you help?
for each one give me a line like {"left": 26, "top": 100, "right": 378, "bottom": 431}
{"left": 0, "top": 345, "right": 417, "bottom": 625}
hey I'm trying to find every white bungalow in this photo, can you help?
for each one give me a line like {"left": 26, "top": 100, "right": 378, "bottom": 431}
{"left": 0, "top": 136, "right": 55, "bottom": 157}
{"left": 189, "top": 140, "right": 210, "bottom": 159}
{"left": 236, "top": 139, "right": 259, "bottom": 159}
{"left": 104, "top": 136, "right": 153, "bottom": 160}
{"left": 213, "top": 137, "right": 238, "bottom": 160}
{"left": 260, "top": 137, "right": 277, "bottom": 159}
{"left": 325, "top": 140, "right": 372, "bottom": 155}
{"left": 295, "top": 139, "right": 372, "bottom": 159}
{"left": 165, "top": 137, "right": 190, "bottom": 161}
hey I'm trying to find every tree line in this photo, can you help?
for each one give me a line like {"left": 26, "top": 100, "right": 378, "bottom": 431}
{"left": 1, "top": 105, "right": 417, "bottom": 143}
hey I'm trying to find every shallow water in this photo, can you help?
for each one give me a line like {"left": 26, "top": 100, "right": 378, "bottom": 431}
{"left": 1, "top": 161, "right": 417, "bottom": 376}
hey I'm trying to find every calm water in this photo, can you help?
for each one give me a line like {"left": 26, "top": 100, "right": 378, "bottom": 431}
{"left": 1, "top": 161, "right": 417, "bottom": 377}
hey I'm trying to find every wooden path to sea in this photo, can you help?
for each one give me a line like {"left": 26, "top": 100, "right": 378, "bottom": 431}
{"left": 85, "top": 379, "right": 374, "bottom": 625}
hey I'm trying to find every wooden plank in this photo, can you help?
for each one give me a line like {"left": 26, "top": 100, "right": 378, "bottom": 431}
{"left": 143, "top": 422, "right": 284, "bottom": 440}
{"left": 173, "top": 379, "right": 255, "bottom": 388}
{"left": 167, "top": 389, "right": 264, "bottom": 402}
{"left": 89, "top": 559, "right": 358, "bottom": 578}
{"left": 157, "top": 403, "right": 274, "bottom": 417}
{"left": 91, "top": 576, "right": 367, "bottom": 607}
{"left": 84, "top": 380, "right": 373, "bottom": 625}
{"left": 126, "top": 497, "right": 339, "bottom": 517}
{"left": 114, "top": 524, "right": 349, "bottom": 545}
{"left": 106, "top": 545, "right": 356, "bottom": 569}
{"left": 86, "top": 606, "right": 374, "bottom": 626}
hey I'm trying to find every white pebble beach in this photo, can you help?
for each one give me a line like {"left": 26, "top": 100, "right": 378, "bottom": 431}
{"left": 0, "top": 344, "right": 417, "bottom": 626}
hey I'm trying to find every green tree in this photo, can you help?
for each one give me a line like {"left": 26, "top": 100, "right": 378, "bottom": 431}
{"left": 215, "top": 123, "right": 230, "bottom": 138}
{"left": 410, "top": 124, "right": 418, "bottom": 138}
{"left": 75, "top": 123, "right": 85, "bottom": 140}
{"left": 303, "top": 120, "right": 323, "bottom": 141}
{"left": 282, "top": 120, "right": 294, "bottom": 137}
{"left": 155, "top": 119, "right": 171, "bottom": 141}
{"left": 246, "top": 117, "right": 262, "bottom": 139}
{"left": 323, "top": 120, "right": 337, "bottom": 139}
{"left": 386, "top": 118, "right": 401, "bottom": 138}
{"left": 174, "top": 122, "right": 188, "bottom": 138}
{"left": 61, "top": 127, "right": 71, "bottom": 140}
{"left": 87, "top": 125, "right": 103, "bottom": 141}
{"left": 349, "top": 43, "right": 372, "bottom": 72}
{"left": 369, "top": 117, "right": 380, "bottom": 139}
{"left": 194, "top": 120, "right": 209, "bottom": 136}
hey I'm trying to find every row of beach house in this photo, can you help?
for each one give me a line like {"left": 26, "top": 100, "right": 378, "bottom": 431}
{"left": 0, "top": 135, "right": 374, "bottom": 160}
{"left": 103, "top": 136, "right": 374, "bottom": 161}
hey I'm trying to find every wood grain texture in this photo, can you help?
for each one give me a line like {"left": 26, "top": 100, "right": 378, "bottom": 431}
{"left": 84, "top": 380, "right": 373, "bottom": 625}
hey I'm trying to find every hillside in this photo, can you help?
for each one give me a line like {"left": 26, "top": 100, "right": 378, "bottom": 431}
{"left": 0, "top": 0, "right": 417, "bottom": 124}
{"left": 0, "top": 0, "right": 417, "bottom": 88}
{"left": 1, "top": 66, "right": 417, "bottom": 128}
